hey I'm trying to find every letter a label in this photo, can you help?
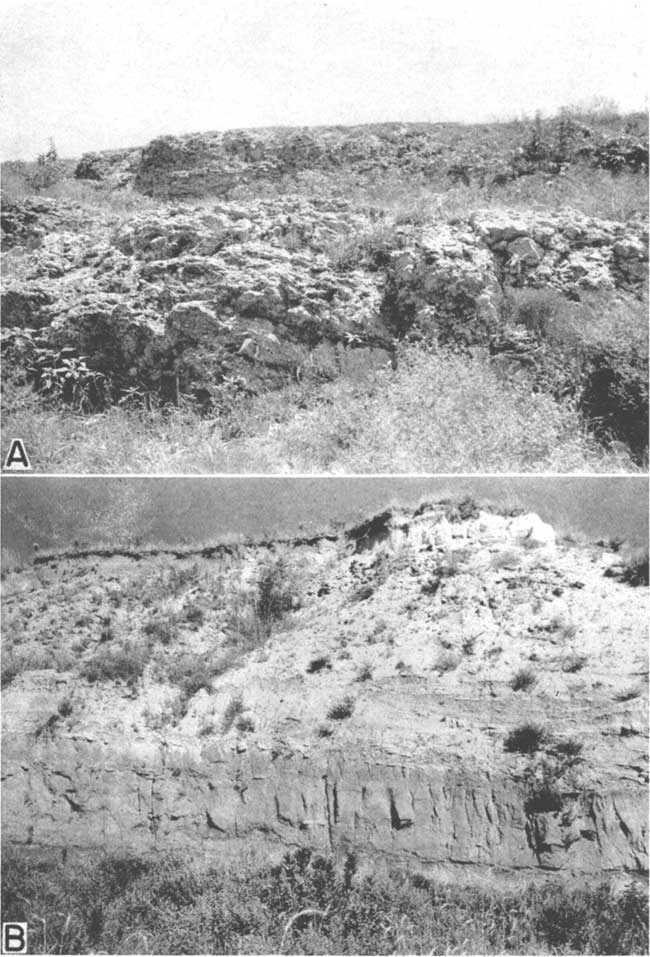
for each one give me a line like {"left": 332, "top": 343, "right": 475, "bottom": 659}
{"left": 3, "top": 439, "right": 31, "bottom": 471}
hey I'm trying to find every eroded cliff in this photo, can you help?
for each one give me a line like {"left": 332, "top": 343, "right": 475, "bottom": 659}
{"left": 2, "top": 505, "right": 647, "bottom": 884}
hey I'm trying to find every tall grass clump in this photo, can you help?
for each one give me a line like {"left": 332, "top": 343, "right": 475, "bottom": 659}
{"left": 270, "top": 344, "right": 632, "bottom": 473}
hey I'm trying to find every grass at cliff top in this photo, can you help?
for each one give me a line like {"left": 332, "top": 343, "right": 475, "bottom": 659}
{"left": 2, "top": 847, "right": 647, "bottom": 955}
{"left": 2, "top": 343, "right": 637, "bottom": 474}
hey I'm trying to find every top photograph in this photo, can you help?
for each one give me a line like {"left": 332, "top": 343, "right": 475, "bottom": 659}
{"left": 1, "top": 0, "right": 648, "bottom": 475}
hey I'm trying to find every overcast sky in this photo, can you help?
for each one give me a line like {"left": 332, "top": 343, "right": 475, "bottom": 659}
{"left": 0, "top": 0, "right": 647, "bottom": 159}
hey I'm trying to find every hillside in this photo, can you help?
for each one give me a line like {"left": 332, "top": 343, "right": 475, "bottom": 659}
{"left": 2, "top": 116, "right": 648, "bottom": 472}
{"left": 2, "top": 502, "right": 647, "bottom": 875}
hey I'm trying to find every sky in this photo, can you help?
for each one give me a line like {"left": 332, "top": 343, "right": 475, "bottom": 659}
{"left": 2, "top": 476, "right": 648, "bottom": 566}
{"left": 0, "top": 0, "right": 647, "bottom": 160}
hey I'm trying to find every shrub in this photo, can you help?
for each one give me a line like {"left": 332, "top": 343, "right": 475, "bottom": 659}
{"left": 222, "top": 694, "right": 245, "bottom": 732}
{"left": 551, "top": 739, "right": 584, "bottom": 764}
{"left": 434, "top": 651, "right": 459, "bottom": 674}
{"left": 143, "top": 612, "right": 178, "bottom": 644}
{"left": 327, "top": 696, "right": 355, "bottom": 720}
{"left": 307, "top": 656, "right": 331, "bottom": 674}
{"left": 510, "top": 668, "right": 536, "bottom": 692}
{"left": 561, "top": 654, "right": 587, "bottom": 673}
{"left": 164, "top": 652, "right": 231, "bottom": 705}
{"left": 183, "top": 602, "right": 204, "bottom": 626}
{"left": 620, "top": 550, "right": 649, "bottom": 586}
{"left": 235, "top": 714, "right": 255, "bottom": 733}
{"left": 57, "top": 697, "right": 74, "bottom": 717}
{"left": 443, "top": 495, "right": 481, "bottom": 522}
{"left": 81, "top": 640, "right": 148, "bottom": 687}
{"left": 253, "top": 552, "right": 298, "bottom": 633}
{"left": 504, "top": 724, "right": 546, "bottom": 754}
{"left": 356, "top": 663, "right": 373, "bottom": 682}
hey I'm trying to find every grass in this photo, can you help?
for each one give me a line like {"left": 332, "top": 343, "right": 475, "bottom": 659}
{"left": 510, "top": 668, "right": 537, "bottom": 692}
{"left": 1, "top": 847, "right": 647, "bottom": 954}
{"left": 3, "top": 339, "right": 640, "bottom": 474}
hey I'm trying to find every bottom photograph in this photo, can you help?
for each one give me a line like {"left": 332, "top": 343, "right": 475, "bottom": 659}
{"left": 1, "top": 476, "right": 648, "bottom": 956}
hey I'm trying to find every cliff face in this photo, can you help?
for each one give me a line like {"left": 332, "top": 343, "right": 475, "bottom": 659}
{"left": 2, "top": 505, "right": 647, "bottom": 883}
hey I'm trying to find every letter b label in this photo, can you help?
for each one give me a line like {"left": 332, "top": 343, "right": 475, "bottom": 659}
{"left": 2, "top": 924, "right": 27, "bottom": 954}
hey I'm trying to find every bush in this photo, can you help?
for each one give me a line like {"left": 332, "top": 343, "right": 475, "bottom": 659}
{"left": 434, "top": 651, "right": 459, "bottom": 674}
{"left": 620, "top": 550, "right": 649, "bottom": 586}
{"left": 307, "top": 656, "right": 331, "bottom": 674}
{"left": 510, "top": 668, "right": 536, "bottom": 692}
{"left": 164, "top": 651, "right": 232, "bottom": 710}
{"left": 222, "top": 694, "right": 245, "bottom": 732}
{"left": 143, "top": 612, "right": 178, "bottom": 644}
{"left": 81, "top": 640, "right": 149, "bottom": 687}
{"left": 504, "top": 724, "right": 546, "bottom": 754}
{"left": 327, "top": 696, "right": 355, "bottom": 720}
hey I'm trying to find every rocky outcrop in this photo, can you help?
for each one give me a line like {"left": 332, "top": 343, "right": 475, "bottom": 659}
{"left": 2, "top": 506, "right": 647, "bottom": 883}
{"left": 3, "top": 194, "right": 646, "bottom": 404}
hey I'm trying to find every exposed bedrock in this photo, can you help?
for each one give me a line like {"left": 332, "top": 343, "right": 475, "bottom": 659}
{"left": 2, "top": 720, "right": 646, "bottom": 880}
{"left": 2, "top": 196, "right": 647, "bottom": 399}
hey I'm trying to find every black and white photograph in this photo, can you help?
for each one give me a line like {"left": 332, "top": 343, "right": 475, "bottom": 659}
{"left": 0, "top": 1, "right": 648, "bottom": 955}
{"left": 1, "top": 476, "right": 648, "bottom": 953}
{"left": 0, "top": 0, "right": 647, "bottom": 473}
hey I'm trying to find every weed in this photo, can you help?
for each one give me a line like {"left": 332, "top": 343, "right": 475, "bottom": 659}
{"left": 350, "top": 583, "right": 374, "bottom": 602}
{"left": 222, "top": 694, "right": 245, "bottom": 732}
{"left": 510, "top": 668, "right": 536, "bottom": 692}
{"left": 434, "top": 652, "right": 459, "bottom": 674}
{"left": 356, "top": 663, "right": 373, "bottom": 682}
{"left": 307, "top": 656, "right": 331, "bottom": 674}
{"left": 57, "top": 698, "right": 74, "bottom": 718}
{"left": 327, "top": 696, "right": 355, "bottom": 720}
{"left": 142, "top": 612, "right": 178, "bottom": 645}
{"left": 551, "top": 739, "right": 584, "bottom": 764}
{"left": 561, "top": 654, "right": 587, "bottom": 673}
{"left": 504, "top": 724, "right": 546, "bottom": 754}
{"left": 317, "top": 724, "right": 334, "bottom": 738}
{"left": 235, "top": 714, "right": 255, "bottom": 734}
{"left": 183, "top": 602, "right": 205, "bottom": 626}
{"left": 444, "top": 495, "right": 481, "bottom": 522}
{"left": 620, "top": 550, "right": 649, "bottom": 586}
{"left": 164, "top": 652, "right": 231, "bottom": 708}
{"left": 461, "top": 635, "right": 477, "bottom": 656}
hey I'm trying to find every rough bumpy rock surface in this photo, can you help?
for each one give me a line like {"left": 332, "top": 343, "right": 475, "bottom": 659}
{"left": 2, "top": 505, "right": 647, "bottom": 884}
{"left": 2, "top": 193, "right": 647, "bottom": 401}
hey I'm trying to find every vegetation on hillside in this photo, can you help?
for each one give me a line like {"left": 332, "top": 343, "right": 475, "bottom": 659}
{"left": 2, "top": 848, "right": 647, "bottom": 955}
{"left": 1, "top": 108, "right": 647, "bottom": 472}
